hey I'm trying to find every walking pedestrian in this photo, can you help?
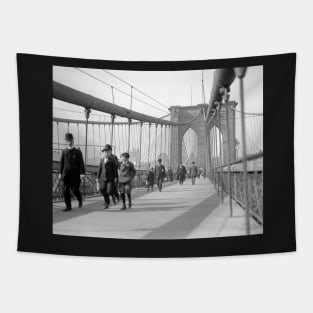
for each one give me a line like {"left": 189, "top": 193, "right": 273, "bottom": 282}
{"left": 101, "top": 144, "right": 120, "bottom": 204}
{"left": 146, "top": 167, "right": 155, "bottom": 192}
{"left": 190, "top": 161, "right": 198, "bottom": 185}
{"left": 96, "top": 145, "right": 118, "bottom": 209}
{"left": 168, "top": 167, "right": 173, "bottom": 182}
{"left": 119, "top": 152, "right": 136, "bottom": 210}
{"left": 176, "top": 163, "right": 187, "bottom": 185}
{"left": 155, "top": 158, "right": 166, "bottom": 191}
{"left": 59, "top": 133, "right": 85, "bottom": 212}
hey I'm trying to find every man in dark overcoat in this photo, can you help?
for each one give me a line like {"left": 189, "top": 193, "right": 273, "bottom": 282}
{"left": 155, "top": 158, "right": 166, "bottom": 192}
{"left": 59, "top": 133, "right": 85, "bottom": 211}
{"left": 96, "top": 144, "right": 118, "bottom": 209}
{"left": 190, "top": 161, "right": 198, "bottom": 185}
{"left": 176, "top": 163, "right": 187, "bottom": 185}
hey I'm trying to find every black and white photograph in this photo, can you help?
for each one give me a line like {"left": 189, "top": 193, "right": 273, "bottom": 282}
{"left": 52, "top": 65, "right": 263, "bottom": 239}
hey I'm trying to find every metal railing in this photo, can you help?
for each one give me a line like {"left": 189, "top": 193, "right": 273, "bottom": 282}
{"left": 52, "top": 167, "right": 176, "bottom": 202}
{"left": 213, "top": 152, "right": 263, "bottom": 224}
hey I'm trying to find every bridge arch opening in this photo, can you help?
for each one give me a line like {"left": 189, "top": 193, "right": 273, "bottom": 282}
{"left": 182, "top": 127, "right": 199, "bottom": 168}
{"left": 210, "top": 125, "right": 224, "bottom": 166}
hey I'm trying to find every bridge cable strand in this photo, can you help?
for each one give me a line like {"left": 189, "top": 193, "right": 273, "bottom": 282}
{"left": 75, "top": 68, "right": 168, "bottom": 114}
{"left": 201, "top": 70, "right": 206, "bottom": 104}
{"left": 103, "top": 70, "right": 169, "bottom": 110}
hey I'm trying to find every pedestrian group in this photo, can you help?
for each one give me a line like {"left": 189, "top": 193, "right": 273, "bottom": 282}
{"left": 58, "top": 132, "right": 205, "bottom": 212}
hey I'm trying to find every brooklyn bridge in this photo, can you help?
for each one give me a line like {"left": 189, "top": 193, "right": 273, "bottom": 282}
{"left": 52, "top": 66, "right": 263, "bottom": 239}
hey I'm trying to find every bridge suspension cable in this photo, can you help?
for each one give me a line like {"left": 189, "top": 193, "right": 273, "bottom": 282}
{"left": 103, "top": 70, "right": 169, "bottom": 110}
{"left": 75, "top": 68, "right": 168, "bottom": 114}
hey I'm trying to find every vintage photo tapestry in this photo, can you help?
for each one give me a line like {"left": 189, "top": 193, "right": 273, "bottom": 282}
{"left": 17, "top": 53, "right": 296, "bottom": 257}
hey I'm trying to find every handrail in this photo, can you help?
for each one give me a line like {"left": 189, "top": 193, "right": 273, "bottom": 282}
{"left": 216, "top": 151, "right": 263, "bottom": 169}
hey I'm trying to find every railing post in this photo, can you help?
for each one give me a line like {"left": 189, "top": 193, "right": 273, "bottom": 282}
{"left": 217, "top": 103, "right": 224, "bottom": 202}
{"left": 235, "top": 67, "right": 250, "bottom": 235}
{"left": 84, "top": 108, "right": 91, "bottom": 199}
{"left": 212, "top": 111, "right": 219, "bottom": 194}
{"left": 221, "top": 87, "right": 233, "bottom": 217}
{"left": 160, "top": 124, "right": 163, "bottom": 157}
{"left": 154, "top": 124, "right": 158, "bottom": 165}
{"left": 164, "top": 125, "right": 167, "bottom": 168}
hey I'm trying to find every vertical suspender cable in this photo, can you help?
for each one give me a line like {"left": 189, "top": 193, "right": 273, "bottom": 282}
{"left": 160, "top": 125, "right": 163, "bottom": 157}
{"left": 110, "top": 114, "right": 115, "bottom": 147}
{"left": 139, "top": 121, "right": 143, "bottom": 170}
{"left": 56, "top": 122, "right": 60, "bottom": 160}
{"left": 77, "top": 123, "right": 80, "bottom": 148}
{"left": 147, "top": 123, "right": 151, "bottom": 168}
{"left": 84, "top": 108, "right": 91, "bottom": 199}
{"left": 98, "top": 124, "right": 101, "bottom": 160}
{"left": 92, "top": 124, "right": 95, "bottom": 165}
{"left": 127, "top": 119, "right": 132, "bottom": 152}
{"left": 164, "top": 126, "right": 167, "bottom": 168}
{"left": 155, "top": 124, "right": 158, "bottom": 165}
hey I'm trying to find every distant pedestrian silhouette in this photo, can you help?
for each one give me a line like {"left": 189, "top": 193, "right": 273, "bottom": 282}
{"left": 176, "top": 163, "right": 187, "bottom": 185}
{"left": 190, "top": 161, "right": 198, "bottom": 185}
{"left": 155, "top": 158, "right": 166, "bottom": 191}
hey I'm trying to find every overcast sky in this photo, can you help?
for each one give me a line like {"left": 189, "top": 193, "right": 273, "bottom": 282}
{"left": 53, "top": 65, "right": 263, "bottom": 121}
{"left": 53, "top": 65, "right": 263, "bottom": 158}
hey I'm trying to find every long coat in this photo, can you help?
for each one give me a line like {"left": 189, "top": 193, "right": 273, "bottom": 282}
{"left": 190, "top": 164, "right": 198, "bottom": 177}
{"left": 155, "top": 164, "right": 166, "bottom": 179}
{"left": 176, "top": 165, "right": 187, "bottom": 180}
{"left": 97, "top": 157, "right": 118, "bottom": 189}
{"left": 60, "top": 147, "right": 85, "bottom": 186}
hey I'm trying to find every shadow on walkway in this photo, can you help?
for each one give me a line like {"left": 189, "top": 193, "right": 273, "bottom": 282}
{"left": 142, "top": 192, "right": 220, "bottom": 239}
{"left": 53, "top": 181, "right": 178, "bottom": 224}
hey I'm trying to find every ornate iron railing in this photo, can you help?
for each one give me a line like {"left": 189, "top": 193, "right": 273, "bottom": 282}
{"left": 52, "top": 168, "right": 175, "bottom": 202}
{"left": 213, "top": 153, "right": 263, "bottom": 224}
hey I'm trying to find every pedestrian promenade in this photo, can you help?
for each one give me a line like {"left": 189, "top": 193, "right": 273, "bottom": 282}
{"left": 53, "top": 178, "right": 262, "bottom": 239}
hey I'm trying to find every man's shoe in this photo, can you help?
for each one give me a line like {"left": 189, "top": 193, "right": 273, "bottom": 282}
{"left": 78, "top": 201, "right": 83, "bottom": 208}
{"left": 63, "top": 208, "right": 72, "bottom": 212}
{"left": 120, "top": 205, "right": 126, "bottom": 211}
{"left": 128, "top": 203, "right": 132, "bottom": 209}
{"left": 104, "top": 204, "right": 110, "bottom": 209}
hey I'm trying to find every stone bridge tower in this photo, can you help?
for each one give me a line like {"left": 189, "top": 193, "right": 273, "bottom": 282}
{"left": 169, "top": 104, "right": 208, "bottom": 170}
{"left": 169, "top": 102, "right": 237, "bottom": 173}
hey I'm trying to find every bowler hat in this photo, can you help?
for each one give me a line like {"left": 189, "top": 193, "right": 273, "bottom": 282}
{"left": 64, "top": 133, "right": 74, "bottom": 141}
{"left": 102, "top": 144, "right": 112, "bottom": 152}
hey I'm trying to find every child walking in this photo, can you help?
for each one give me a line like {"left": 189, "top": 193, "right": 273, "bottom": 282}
{"left": 119, "top": 152, "right": 136, "bottom": 210}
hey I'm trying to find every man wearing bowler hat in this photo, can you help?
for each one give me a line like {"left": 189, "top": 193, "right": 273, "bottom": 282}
{"left": 96, "top": 144, "right": 119, "bottom": 209}
{"left": 155, "top": 158, "right": 166, "bottom": 192}
{"left": 59, "top": 133, "right": 85, "bottom": 212}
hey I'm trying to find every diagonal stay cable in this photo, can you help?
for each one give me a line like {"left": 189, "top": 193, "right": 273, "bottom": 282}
{"left": 103, "top": 70, "right": 169, "bottom": 110}
{"left": 75, "top": 68, "right": 168, "bottom": 114}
